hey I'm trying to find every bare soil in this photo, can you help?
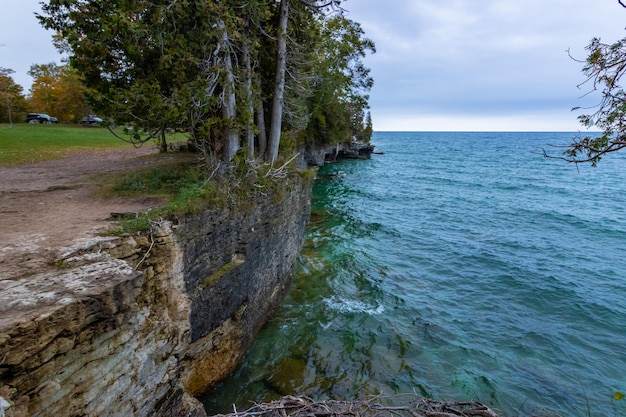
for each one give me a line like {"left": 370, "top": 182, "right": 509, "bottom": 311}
{"left": 0, "top": 146, "right": 169, "bottom": 280}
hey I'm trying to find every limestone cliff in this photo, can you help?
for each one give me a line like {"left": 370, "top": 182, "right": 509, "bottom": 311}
{"left": 299, "top": 141, "right": 374, "bottom": 167}
{"left": 0, "top": 173, "right": 312, "bottom": 417}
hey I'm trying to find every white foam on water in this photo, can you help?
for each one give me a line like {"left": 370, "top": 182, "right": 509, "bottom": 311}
{"left": 323, "top": 296, "right": 385, "bottom": 315}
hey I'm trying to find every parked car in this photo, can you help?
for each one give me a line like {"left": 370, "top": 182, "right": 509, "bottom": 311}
{"left": 26, "top": 113, "right": 57, "bottom": 124}
{"left": 80, "top": 115, "right": 104, "bottom": 126}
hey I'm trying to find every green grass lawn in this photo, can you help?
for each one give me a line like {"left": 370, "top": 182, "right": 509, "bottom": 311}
{"left": 0, "top": 124, "right": 152, "bottom": 166}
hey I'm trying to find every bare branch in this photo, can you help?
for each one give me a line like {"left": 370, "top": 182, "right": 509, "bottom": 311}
{"left": 300, "top": 0, "right": 346, "bottom": 14}
{"left": 543, "top": 137, "right": 626, "bottom": 165}
{"left": 212, "top": 395, "right": 500, "bottom": 417}
{"left": 106, "top": 125, "right": 163, "bottom": 148}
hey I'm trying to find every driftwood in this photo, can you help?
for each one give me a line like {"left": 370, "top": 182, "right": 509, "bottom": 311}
{"left": 214, "top": 395, "right": 500, "bottom": 417}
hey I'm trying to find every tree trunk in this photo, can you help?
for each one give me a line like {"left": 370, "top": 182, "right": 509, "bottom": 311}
{"left": 218, "top": 19, "right": 240, "bottom": 162}
{"left": 243, "top": 42, "right": 255, "bottom": 159}
{"left": 160, "top": 127, "right": 168, "bottom": 153}
{"left": 256, "top": 93, "right": 267, "bottom": 159}
{"left": 5, "top": 89, "right": 13, "bottom": 128}
{"left": 267, "top": 0, "right": 288, "bottom": 162}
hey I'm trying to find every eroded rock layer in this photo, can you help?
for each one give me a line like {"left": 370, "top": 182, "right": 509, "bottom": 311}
{"left": 0, "top": 173, "right": 312, "bottom": 417}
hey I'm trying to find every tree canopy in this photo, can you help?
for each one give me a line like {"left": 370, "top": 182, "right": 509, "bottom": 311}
{"left": 28, "top": 63, "right": 88, "bottom": 123}
{"left": 38, "top": 0, "right": 375, "bottom": 165}
{"left": 0, "top": 67, "right": 29, "bottom": 125}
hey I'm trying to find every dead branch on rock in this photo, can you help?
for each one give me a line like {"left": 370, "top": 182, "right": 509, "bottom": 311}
{"left": 263, "top": 153, "right": 300, "bottom": 179}
{"left": 135, "top": 228, "right": 155, "bottom": 270}
{"left": 212, "top": 395, "right": 500, "bottom": 417}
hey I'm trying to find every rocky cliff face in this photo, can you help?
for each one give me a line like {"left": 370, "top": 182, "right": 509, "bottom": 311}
{"left": 299, "top": 141, "right": 374, "bottom": 168}
{"left": 0, "top": 173, "right": 312, "bottom": 417}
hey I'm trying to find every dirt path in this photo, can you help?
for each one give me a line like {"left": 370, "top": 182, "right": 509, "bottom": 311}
{"left": 0, "top": 146, "right": 166, "bottom": 280}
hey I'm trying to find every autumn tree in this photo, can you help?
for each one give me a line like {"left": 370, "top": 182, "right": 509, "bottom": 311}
{"left": 55, "top": 66, "right": 88, "bottom": 123}
{"left": 28, "top": 63, "right": 87, "bottom": 122}
{"left": 0, "top": 67, "right": 29, "bottom": 125}
{"left": 28, "top": 63, "right": 59, "bottom": 116}
{"left": 0, "top": 67, "right": 16, "bottom": 126}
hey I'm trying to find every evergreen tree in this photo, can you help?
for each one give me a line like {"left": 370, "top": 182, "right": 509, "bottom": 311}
{"left": 38, "top": 0, "right": 374, "bottom": 165}
{"left": 306, "top": 15, "right": 375, "bottom": 146}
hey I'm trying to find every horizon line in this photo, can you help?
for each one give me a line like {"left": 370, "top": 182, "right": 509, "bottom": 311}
{"left": 372, "top": 130, "right": 600, "bottom": 134}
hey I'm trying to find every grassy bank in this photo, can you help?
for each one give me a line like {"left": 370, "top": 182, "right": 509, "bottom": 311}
{"left": 1, "top": 122, "right": 311, "bottom": 235}
{"left": 0, "top": 124, "right": 161, "bottom": 166}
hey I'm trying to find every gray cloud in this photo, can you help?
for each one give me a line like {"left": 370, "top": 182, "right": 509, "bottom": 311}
{"left": 1, "top": 0, "right": 60, "bottom": 91}
{"left": 346, "top": 0, "right": 626, "bottom": 130}
{"left": 2, "top": 0, "right": 625, "bottom": 130}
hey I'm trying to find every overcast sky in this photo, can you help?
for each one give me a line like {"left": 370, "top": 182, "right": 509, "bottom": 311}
{"left": 2, "top": 0, "right": 626, "bottom": 131}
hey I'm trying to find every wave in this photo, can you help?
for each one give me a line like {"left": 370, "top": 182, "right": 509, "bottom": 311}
{"left": 206, "top": 132, "right": 626, "bottom": 417}
{"left": 322, "top": 295, "right": 385, "bottom": 316}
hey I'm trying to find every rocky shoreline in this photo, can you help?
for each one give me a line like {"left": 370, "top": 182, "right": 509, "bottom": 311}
{"left": 0, "top": 140, "right": 380, "bottom": 416}
{"left": 0, "top": 172, "right": 312, "bottom": 417}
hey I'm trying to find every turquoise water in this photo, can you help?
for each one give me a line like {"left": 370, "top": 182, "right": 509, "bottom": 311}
{"left": 203, "top": 132, "right": 626, "bottom": 417}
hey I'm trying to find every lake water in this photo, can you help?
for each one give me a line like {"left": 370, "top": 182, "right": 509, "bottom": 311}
{"left": 202, "top": 132, "right": 626, "bottom": 417}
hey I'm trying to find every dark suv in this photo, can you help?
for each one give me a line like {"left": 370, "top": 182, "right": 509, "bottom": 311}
{"left": 26, "top": 113, "right": 57, "bottom": 124}
{"left": 80, "top": 115, "right": 104, "bottom": 126}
